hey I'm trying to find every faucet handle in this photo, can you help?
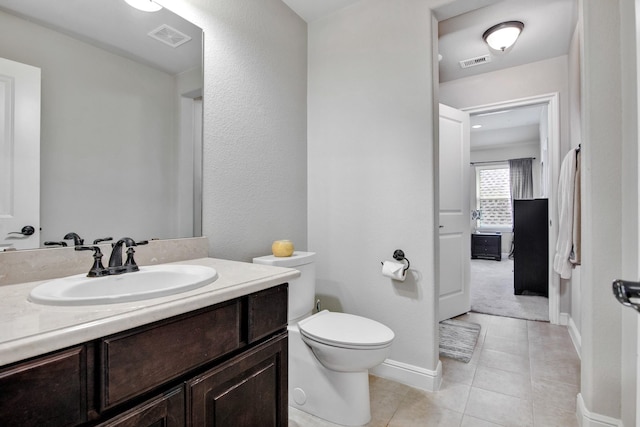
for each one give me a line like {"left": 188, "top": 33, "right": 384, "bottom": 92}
{"left": 75, "top": 246, "right": 109, "bottom": 277}
{"left": 93, "top": 237, "right": 113, "bottom": 244}
{"left": 44, "top": 241, "right": 68, "bottom": 247}
{"left": 120, "top": 240, "right": 149, "bottom": 272}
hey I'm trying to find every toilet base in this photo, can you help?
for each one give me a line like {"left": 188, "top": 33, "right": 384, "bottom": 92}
{"left": 288, "top": 325, "right": 371, "bottom": 426}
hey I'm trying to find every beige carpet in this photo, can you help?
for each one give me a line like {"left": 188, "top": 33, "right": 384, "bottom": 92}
{"left": 470, "top": 257, "right": 549, "bottom": 321}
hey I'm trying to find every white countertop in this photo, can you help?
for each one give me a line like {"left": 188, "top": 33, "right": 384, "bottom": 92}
{"left": 0, "top": 257, "right": 299, "bottom": 366}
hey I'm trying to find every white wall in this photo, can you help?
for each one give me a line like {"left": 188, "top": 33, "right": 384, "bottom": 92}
{"left": 0, "top": 10, "right": 183, "bottom": 244}
{"left": 618, "top": 0, "right": 639, "bottom": 424}
{"left": 307, "top": 0, "right": 441, "bottom": 386}
{"left": 440, "top": 55, "right": 570, "bottom": 153}
{"left": 567, "top": 18, "right": 583, "bottom": 348}
{"left": 578, "top": 0, "right": 623, "bottom": 421}
{"left": 164, "top": 0, "right": 308, "bottom": 262}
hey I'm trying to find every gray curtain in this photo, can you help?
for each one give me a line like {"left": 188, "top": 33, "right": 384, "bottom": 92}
{"left": 509, "top": 158, "right": 533, "bottom": 201}
{"left": 508, "top": 158, "right": 533, "bottom": 258}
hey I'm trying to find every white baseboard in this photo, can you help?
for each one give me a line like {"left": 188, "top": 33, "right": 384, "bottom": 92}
{"left": 568, "top": 316, "right": 582, "bottom": 360}
{"left": 559, "top": 312, "right": 570, "bottom": 326}
{"left": 577, "top": 393, "right": 623, "bottom": 427}
{"left": 370, "top": 358, "right": 442, "bottom": 392}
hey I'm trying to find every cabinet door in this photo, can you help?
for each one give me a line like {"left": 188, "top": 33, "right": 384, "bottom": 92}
{"left": 248, "top": 284, "right": 288, "bottom": 343}
{"left": 187, "top": 333, "right": 288, "bottom": 427}
{"left": 0, "top": 345, "right": 89, "bottom": 427}
{"left": 97, "top": 387, "right": 184, "bottom": 427}
{"left": 101, "top": 300, "right": 241, "bottom": 409}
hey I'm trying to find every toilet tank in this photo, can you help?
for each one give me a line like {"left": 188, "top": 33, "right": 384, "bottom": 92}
{"left": 253, "top": 251, "right": 316, "bottom": 321}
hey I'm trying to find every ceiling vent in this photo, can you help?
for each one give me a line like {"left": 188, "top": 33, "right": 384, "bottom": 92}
{"left": 148, "top": 24, "right": 192, "bottom": 48}
{"left": 459, "top": 54, "right": 492, "bottom": 69}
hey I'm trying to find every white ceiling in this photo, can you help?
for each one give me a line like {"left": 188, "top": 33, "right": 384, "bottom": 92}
{"left": 470, "top": 104, "right": 545, "bottom": 149}
{"left": 3, "top": 0, "right": 573, "bottom": 146}
{"left": 280, "top": 0, "right": 362, "bottom": 23}
{"left": 438, "top": 0, "right": 577, "bottom": 83}
{"left": 280, "top": 0, "right": 576, "bottom": 150}
{"left": 0, "top": 0, "right": 202, "bottom": 75}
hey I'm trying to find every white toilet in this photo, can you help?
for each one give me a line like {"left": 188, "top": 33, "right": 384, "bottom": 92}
{"left": 253, "top": 251, "right": 394, "bottom": 426}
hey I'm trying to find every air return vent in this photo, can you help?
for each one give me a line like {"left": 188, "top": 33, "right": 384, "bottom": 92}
{"left": 459, "top": 54, "right": 491, "bottom": 69}
{"left": 148, "top": 24, "right": 192, "bottom": 48}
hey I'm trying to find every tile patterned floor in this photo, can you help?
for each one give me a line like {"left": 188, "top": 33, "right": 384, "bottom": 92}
{"left": 288, "top": 312, "right": 580, "bottom": 427}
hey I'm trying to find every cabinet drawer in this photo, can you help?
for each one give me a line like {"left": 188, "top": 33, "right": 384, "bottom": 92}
{"left": 97, "top": 386, "right": 184, "bottom": 427}
{"left": 248, "top": 284, "right": 288, "bottom": 343}
{"left": 0, "top": 345, "right": 89, "bottom": 427}
{"left": 101, "top": 300, "right": 242, "bottom": 409}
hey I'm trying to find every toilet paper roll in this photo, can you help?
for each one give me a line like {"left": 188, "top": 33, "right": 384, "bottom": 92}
{"left": 382, "top": 260, "right": 406, "bottom": 282}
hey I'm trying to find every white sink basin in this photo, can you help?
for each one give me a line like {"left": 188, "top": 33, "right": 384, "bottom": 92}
{"left": 29, "top": 264, "right": 218, "bottom": 306}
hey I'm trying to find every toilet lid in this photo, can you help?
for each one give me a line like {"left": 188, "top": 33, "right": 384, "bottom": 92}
{"left": 298, "top": 310, "right": 394, "bottom": 349}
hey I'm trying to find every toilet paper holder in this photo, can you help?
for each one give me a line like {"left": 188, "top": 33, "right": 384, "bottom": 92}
{"left": 381, "top": 249, "right": 410, "bottom": 274}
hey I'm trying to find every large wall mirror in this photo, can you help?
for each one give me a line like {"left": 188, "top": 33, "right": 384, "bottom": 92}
{"left": 0, "top": 0, "right": 203, "bottom": 250}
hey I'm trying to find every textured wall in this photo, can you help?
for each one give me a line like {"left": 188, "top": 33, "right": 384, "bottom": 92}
{"left": 579, "top": 0, "right": 623, "bottom": 420}
{"left": 166, "top": 0, "right": 308, "bottom": 262}
{"left": 308, "top": 0, "right": 440, "bottom": 376}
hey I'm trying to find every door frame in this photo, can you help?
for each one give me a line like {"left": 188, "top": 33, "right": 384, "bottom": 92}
{"left": 461, "top": 92, "right": 561, "bottom": 325}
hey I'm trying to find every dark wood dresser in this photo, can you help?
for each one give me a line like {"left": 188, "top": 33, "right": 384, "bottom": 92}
{"left": 513, "top": 198, "right": 549, "bottom": 297}
{"left": 471, "top": 233, "right": 502, "bottom": 261}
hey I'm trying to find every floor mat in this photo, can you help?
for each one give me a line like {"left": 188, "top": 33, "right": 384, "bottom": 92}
{"left": 439, "top": 319, "right": 481, "bottom": 363}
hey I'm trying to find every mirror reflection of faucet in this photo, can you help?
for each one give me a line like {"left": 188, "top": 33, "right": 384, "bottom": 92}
{"left": 64, "top": 232, "right": 84, "bottom": 246}
{"left": 44, "top": 241, "right": 67, "bottom": 247}
{"left": 93, "top": 237, "right": 113, "bottom": 244}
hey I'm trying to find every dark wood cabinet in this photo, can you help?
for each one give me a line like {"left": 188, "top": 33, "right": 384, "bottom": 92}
{"left": 100, "top": 300, "right": 242, "bottom": 409}
{"left": 187, "top": 333, "right": 288, "bottom": 427}
{"left": 471, "top": 233, "right": 502, "bottom": 261}
{"left": 96, "top": 387, "right": 184, "bottom": 427}
{"left": 513, "top": 199, "right": 549, "bottom": 297}
{"left": 0, "top": 345, "right": 91, "bottom": 427}
{"left": 0, "top": 284, "right": 288, "bottom": 427}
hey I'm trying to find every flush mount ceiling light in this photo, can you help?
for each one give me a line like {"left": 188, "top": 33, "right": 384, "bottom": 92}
{"left": 124, "top": 0, "right": 163, "bottom": 12}
{"left": 482, "top": 21, "right": 524, "bottom": 52}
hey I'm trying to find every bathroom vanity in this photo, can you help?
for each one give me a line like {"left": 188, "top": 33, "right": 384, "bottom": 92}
{"left": 0, "top": 257, "right": 297, "bottom": 427}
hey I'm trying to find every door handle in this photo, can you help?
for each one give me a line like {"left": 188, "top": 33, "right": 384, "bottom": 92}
{"left": 613, "top": 279, "right": 640, "bottom": 313}
{"left": 7, "top": 225, "right": 35, "bottom": 236}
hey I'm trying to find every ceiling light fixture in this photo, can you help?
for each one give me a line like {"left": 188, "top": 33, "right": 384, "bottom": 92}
{"left": 482, "top": 21, "right": 524, "bottom": 52}
{"left": 124, "top": 0, "right": 163, "bottom": 12}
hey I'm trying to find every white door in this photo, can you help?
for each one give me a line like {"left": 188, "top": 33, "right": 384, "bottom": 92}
{"left": 438, "top": 104, "right": 471, "bottom": 321}
{"left": 0, "top": 57, "right": 40, "bottom": 250}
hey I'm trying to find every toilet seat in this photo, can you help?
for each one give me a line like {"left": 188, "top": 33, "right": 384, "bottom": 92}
{"left": 298, "top": 310, "right": 394, "bottom": 350}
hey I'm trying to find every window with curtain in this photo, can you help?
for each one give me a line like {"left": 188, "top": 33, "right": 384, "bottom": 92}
{"left": 475, "top": 164, "right": 512, "bottom": 229}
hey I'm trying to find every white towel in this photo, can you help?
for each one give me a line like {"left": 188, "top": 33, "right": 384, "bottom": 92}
{"left": 553, "top": 149, "right": 578, "bottom": 279}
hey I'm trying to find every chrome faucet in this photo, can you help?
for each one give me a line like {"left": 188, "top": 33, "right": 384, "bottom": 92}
{"left": 108, "top": 238, "right": 148, "bottom": 274}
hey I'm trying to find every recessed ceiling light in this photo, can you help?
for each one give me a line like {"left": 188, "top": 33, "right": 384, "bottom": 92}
{"left": 472, "top": 125, "right": 483, "bottom": 129}
{"left": 124, "top": 0, "right": 163, "bottom": 12}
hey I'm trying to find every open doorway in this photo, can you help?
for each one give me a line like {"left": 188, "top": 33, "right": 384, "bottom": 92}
{"left": 462, "top": 94, "right": 561, "bottom": 323}
{"left": 467, "top": 103, "right": 550, "bottom": 321}
{"left": 434, "top": 0, "right": 575, "bottom": 325}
